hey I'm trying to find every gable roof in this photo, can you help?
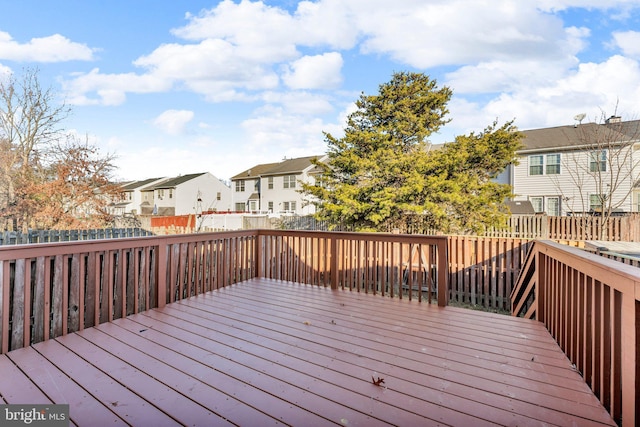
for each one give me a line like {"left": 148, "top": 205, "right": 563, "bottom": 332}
{"left": 231, "top": 162, "right": 280, "bottom": 180}
{"left": 261, "top": 155, "right": 323, "bottom": 176}
{"left": 520, "top": 119, "right": 640, "bottom": 153}
{"left": 145, "top": 173, "right": 207, "bottom": 190}
{"left": 122, "top": 177, "right": 165, "bottom": 191}
{"left": 231, "top": 155, "right": 324, "bottom": 180}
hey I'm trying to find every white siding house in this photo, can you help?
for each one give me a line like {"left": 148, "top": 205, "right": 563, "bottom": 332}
{"left": 113, "top": 177, "right": 166, "bottom": 215}
{"left": 507, "top": 118, "right": 640, "bottom": 216}
{"left": 230, "top": 155, "right": 327, "bottom": 215}
{"left": 117, "top": 173, "right": 231, "bottom": 216}
{"left": 144, "top": 172, "right": 231, "bottom": 216}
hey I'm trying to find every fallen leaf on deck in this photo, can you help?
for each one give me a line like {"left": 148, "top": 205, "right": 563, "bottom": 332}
{"left": 371, "top": 376, "right": 385, "bottom": 386}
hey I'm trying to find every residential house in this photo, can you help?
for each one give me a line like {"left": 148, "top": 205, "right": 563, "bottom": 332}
{"left": 110, "top": 177, "right": 166, "bottom": 216}
{"left": 504, "top": 117, "right": 640, "bottom": 216}
{"left": 229, "top": 162, "right": 279, "bottom": 212}
{"left": 119, "top": 173, "right": 231, "bottom": 216}
{"left": 230, "top": 155, "right": 327, "bottom": 215}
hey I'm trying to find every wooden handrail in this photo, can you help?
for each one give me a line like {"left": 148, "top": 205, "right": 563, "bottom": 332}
{"left": 0, "top": 230, "right": 449, "bottom": 356}
{"left": 512, "top": 240, "right": 639, "bottom": 426}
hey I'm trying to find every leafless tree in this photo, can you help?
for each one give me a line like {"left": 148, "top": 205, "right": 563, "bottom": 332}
{"left": 552, "top": 109, "right": 640, "bottom": 239}
{"left": 0, "top": 68, "right": 120, "bottom": 230}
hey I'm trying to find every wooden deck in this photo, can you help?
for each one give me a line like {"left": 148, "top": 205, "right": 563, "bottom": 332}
{"left": 0, "top": 278, "right": 616, "bottom": 426}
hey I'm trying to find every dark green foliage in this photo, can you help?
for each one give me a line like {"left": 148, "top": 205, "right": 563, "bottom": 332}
{"left": 303, "top": 72, "right": 523, "bottom": 234}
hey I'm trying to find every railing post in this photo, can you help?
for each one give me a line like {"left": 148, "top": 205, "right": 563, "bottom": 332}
{"left": 255, "top": 231, "right": 262, "bottom": 278}
{"left": 620, "top": 291, "right": 637, "bottom": 427}
{"left": 437, "top": 239, "right": 448, "bottom": 307}
{"left": 157, "top": 239, "right": 167, "bottom": 309}
{"left": 330, "top": 236, "right": 338, "bottom": 290}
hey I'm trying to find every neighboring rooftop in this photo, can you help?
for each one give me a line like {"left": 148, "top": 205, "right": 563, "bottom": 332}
{"left": 520, "top": 119, "right": 640, "bottom": 152}
{"left": 146, "top": 173, "right": 207, "bottom": 190}
{"left": 231, "top": 155, "right": 324, "bottom": 180}
{"left": 121, "top": 177, "right": 165, "bottom": 191}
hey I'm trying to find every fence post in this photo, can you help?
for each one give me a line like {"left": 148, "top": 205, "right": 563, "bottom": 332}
{"left": 255, "top": 231, "right": 262, "bottom": 278}
{"left": 156, "top": 239, "right": 167, "bottom": 309}
{"left": 330, "top": 236, "right": 338, "bottom": 290}
{"left": 437, "top": 239, "right": 448, "bottom": 307}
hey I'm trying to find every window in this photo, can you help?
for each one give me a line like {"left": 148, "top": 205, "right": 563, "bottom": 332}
{"left": 546, "top": 154, "right": 560, "bottom": 175}
{"left": 158, "top": 189, "right": 165, "bottom": 199}
{"left": 168, "top": 189, "right": 173, "bottom": 199}
{"left": 529, "top": 155, "right": 543, "bottom": 175}
{"left": 590, "top": 150, "right": 607, "bottom": 172}
{"left": 590, "top": 194, "right": 604, "bottom": 211}
{"left": 529, "top": 196, "right": 560, "bottom": 215}
{"left": 529, "top": 154, "right": 560, "bottom": 175}
{"left": 546, "top": 197, "right": 560, "bottom": 216}
{"left": 216, "top": 192, "right": 221, "bottom": 201}
{"left": 530, "top": 197, "right": 543, "bottom": 213}
{"left": 254, "top": 179, "right": 259, "bottom": 191}
{"left": 268, "top": 201, "right": 273, "bottom": 212}
{"left": 290, "top": 201, "right": 296, "bottom": 211}
{"left": 235, "top": 180, "right": 245, "bottom": 192}
{"left": 235, "top": 202, "right": 245, "bottom": 212}
{"left": 268, "top": 177, "right": 273, "bottom": 189}
{"left": 283, "top": 175, "right": 296, "bottom": 189}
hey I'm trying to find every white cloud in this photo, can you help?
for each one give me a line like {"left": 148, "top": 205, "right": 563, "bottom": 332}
{"left": 152, "top": 110, "right": 195, "bottom": 135}
{"left": 612, "top": 31, "right": 640, "bottom": 58}
{"left": 0, "top": 31, "right": 94, "bottom": 62}
{"left": 63, "top": 68, "right": 171, "bottom": 105}
{"left": 261, "top": 91, "right": 335, "bottom": 115}
{"left": 63, "top": 0, "right": 594, "bottom": 106}
{"left": 282, "top": 52, "right": 343, "bottom": 90}
{"left": 443, "top": 55, "right": 640, "bottom": 138}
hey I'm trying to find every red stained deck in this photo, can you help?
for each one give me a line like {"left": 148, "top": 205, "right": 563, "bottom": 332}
{"left": 0, "top": 278, "right": 616, "bottom": 426}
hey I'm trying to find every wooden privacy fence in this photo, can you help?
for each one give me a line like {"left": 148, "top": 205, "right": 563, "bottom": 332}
{"left": 511, "top": 240, "right": 639, "bottom": 427}
{"left": 485, "top": 214, "right": 640, "bottom": 241}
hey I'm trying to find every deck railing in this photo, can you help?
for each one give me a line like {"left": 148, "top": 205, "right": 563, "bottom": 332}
{"left": 511, "top": 240, "right": 639, "bottom": 427}
{"left": 0, "top": 230, "right": 448, "bottom": 355}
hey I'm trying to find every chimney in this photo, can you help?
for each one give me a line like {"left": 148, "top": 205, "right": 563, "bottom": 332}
{"left": 606, "top": 115, "right": 622, "bottom": 124}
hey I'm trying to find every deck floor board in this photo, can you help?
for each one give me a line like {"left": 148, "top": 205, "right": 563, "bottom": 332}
{"left": 0, "top": 278, "right": 616, "bottom": 427}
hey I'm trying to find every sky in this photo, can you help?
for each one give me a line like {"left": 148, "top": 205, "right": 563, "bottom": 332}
{"left": 1, "top": 1, "right": 640, "bottom": 182}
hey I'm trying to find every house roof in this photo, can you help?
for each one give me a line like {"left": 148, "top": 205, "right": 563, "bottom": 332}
{"left": 231, "top": 155, "right": 324, "bottom": 180}
{"left": 146, "top": 173, "right": 207, "bottom": 190}
{"left": 520, "top": 119, "right": 640, "bottom": 153}
{"left": 121, "top": 177, "right": 165, "bottom": 191}
{"left": 231, "top": 162, "right": 280, "bottom": 180}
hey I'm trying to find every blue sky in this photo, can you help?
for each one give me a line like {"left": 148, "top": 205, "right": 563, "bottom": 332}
{"left": 2, "top": 1, "right": 640, "bottom": 182}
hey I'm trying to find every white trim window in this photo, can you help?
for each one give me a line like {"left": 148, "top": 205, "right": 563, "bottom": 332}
{"left": 235, "top": 180, "right": 245, "bottom": 192}
{"left": 589, "top": 150, "right": 607, "bottom": 173}
{"left": 529, "top": 154, "right": 560, "bottom": 175}
{"left": 546, "top": 154, "right": 560, "bottom": 175}
{"left": 589, "top": 194, "right": 604, "bottom": 211}
{"left": 529, "top": 155, "right": 543, "bottom": 175}
{"left": 283, "top": 201, "right": 297, "bottom": 211}
{"left": 529, "top": 197, "right": 544, "bottom": 213}
{"left": 283, "top": 175, "right": 296, "bottom": 189}
{"left": 546, "top": 196, "right": 560, "bottom": 216}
